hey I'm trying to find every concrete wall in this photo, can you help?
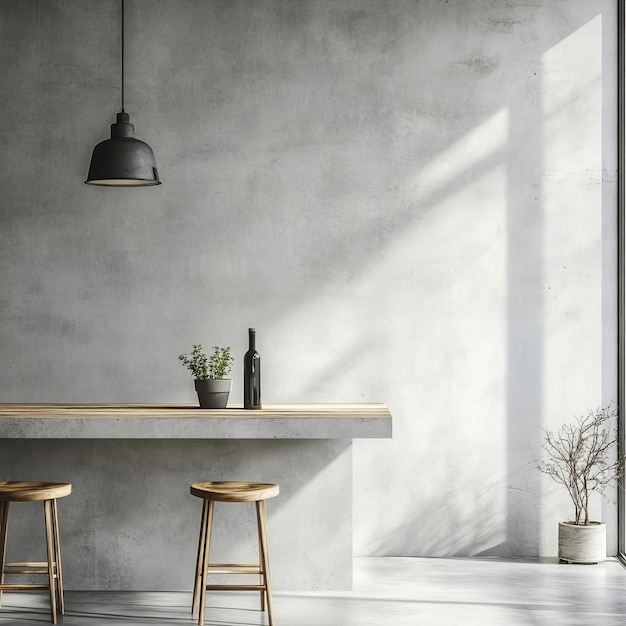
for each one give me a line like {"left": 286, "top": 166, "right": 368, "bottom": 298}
{"left": 0, "top": 0, "right": 618, "bottom": 564}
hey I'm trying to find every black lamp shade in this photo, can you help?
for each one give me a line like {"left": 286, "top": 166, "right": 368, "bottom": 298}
{"left": 85, "top": 112, "right": 161, "bottom": 186}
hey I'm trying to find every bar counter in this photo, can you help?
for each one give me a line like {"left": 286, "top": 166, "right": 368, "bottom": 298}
{"left": 0, "top": 402, "right": 392, "bottom": 592}
{"left": 0, "top": 402, "right": 392, "bottom": 439}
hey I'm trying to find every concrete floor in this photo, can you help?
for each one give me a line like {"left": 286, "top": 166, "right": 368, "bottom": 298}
{"left": 1, "top": 556, "right": 625, "bottom": 625}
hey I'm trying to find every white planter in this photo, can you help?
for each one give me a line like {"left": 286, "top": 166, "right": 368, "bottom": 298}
{"left": 558, "top": 521, "right": 606, "bottom": 564}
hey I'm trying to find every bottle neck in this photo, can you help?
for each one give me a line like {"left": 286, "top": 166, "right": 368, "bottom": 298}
{"left": 248, "top": 331, "right": 256, "bottom": 351}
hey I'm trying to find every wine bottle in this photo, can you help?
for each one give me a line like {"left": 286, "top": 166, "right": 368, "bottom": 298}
{"left": 244, "top": 328, "right": 261, "bottom": 409}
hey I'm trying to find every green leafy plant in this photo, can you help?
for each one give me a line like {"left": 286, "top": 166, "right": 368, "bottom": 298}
{"left": 538, "top": 405, "right": 624, "bottom": 525}
{"left": 178, "top": 344, "right": 234, "bottom": 380}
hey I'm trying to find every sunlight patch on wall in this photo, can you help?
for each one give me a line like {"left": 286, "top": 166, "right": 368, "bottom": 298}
{"left": 351, "top": 117, "right": 510, "bottom": 555}
{"left": 408, "top": 108, "right": 509, "bottom": 201}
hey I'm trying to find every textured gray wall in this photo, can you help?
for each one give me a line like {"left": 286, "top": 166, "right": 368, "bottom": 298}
{"left": 0, "top": 0, "right": 618, "bottom": 566}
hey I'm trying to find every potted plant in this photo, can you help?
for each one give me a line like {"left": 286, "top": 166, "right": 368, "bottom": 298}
{"left": 179, "top": 344, "right": 234, "bottom": 409}
{"left": 538, "top": 404, "right": 624, "bottom": 563}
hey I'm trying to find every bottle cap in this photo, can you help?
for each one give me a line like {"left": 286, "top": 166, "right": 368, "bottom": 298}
{"left": 249, "top": 327, "right": 256, "bottom": 333}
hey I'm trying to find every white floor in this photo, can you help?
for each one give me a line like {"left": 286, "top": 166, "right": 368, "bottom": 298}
{"left": 1, "top": 556, "right": 625, "bottom": 625}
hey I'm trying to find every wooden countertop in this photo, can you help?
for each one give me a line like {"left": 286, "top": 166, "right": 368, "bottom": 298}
{"left": 0, "top": 403, "right": 392, "bottom": 439}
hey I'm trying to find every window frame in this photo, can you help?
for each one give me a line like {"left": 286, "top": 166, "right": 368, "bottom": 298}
{"left": 617, "top": 0, "right": 626, "bottom": 567}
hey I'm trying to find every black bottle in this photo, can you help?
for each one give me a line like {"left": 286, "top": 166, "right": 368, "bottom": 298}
{"left": 244, "top": 328, "right": 261, "bottom": 409}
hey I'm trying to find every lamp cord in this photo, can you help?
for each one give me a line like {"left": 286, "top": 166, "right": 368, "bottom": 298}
{"left": 121, "top": 0, "right": 125, "bottom": 113}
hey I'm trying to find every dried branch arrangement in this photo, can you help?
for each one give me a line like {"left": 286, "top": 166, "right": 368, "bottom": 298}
{"left": 538, "top": 405, "right": 624, "bottom": 525}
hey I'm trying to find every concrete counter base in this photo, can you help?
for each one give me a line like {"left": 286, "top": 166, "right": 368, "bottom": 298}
{"left": 0, "top": 438, "right": 352, "bottom": 591}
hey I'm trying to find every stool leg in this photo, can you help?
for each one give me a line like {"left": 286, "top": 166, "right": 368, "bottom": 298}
{"left": 0, "top": 501, "right": 9, "bottom": 608}
{"left": 198, "top": 500, "right": 214, "bottom": 626}
{"left": 192, "top": 498, "right": 208, "bottom": 615}
{"left": 44, "top": 500, "right": 58, "bottom": 624}
{"left": 258, "top": 527, "right": 265, "bottom": 612}
{"left": 256, "top": 500, "right": 274, "bottom": 626}
{"left": 51, "top": 499, "right": 64, "bottom": 615}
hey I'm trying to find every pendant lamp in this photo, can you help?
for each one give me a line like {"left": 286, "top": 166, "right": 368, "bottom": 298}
{"left": 85, "top": 0, "right": 161, "bottom": 186}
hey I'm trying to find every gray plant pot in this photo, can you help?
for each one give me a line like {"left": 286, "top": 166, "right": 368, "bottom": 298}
{"left": 194, "top": 379, "right": 232, "bottom": 409}
{"left": 558, "top": 521, "right": 606, "bottom": 564}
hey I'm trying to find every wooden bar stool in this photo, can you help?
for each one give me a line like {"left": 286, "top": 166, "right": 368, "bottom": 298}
{"left": 190, "top": 480, "right": 279, "bottom": 626}
{"left": 0, "top": 481, "right": 71, "bottom": 624}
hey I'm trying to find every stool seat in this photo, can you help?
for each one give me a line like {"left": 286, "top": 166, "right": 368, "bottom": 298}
{"left": 0, "top": 482, "right": 72, "bottom": 502}
{"left": 191, "top": 481, "right": 279, "bottom": 502}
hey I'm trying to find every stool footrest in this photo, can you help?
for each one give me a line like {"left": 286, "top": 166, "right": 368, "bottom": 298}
{"left": 204, "top": 584, "right": 266, "bottom": 591}
{"left": 206, "top": 569, "right": 262, "bottom": 575}
{"left": 4, "top": 561, "right": 56, "bottom": 576}
{"left": 207, "top": 563, "right": 262, "bottom": 575}
{"left": 208, "top": 562, "right": 259, "bottom": 568}
{"left": 0, "top": 584, "right": 51, "bottom": 590}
